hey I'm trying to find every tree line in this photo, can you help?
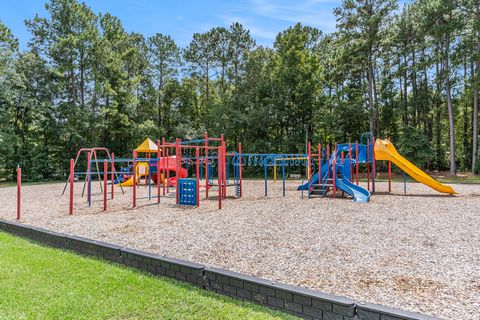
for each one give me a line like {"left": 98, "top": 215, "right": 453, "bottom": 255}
{"left": 0, "top": 0, "right": 479, "bottom": 181}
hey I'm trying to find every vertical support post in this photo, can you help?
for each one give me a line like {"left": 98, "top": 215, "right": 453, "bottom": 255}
{"left": 348, "top": 143, "right": 353, "bottom": 179}
{"left": 221, "top": 135, "right": 227, "bottom": 198}
{"left": 166, "top": 144, "right": 170, "bottom": 194}
{"left": 111, "top": 153, "right": 115, "bottom": 200}
{"left": 133, "top": 150, "right": 137, "bottom": 208}
{"left": 175, "top": 138, "right": 181, "bottom": 205}
{"left": 196, "top": 148, "right": 200, "bottom": 207}
{"left": 326, "top": 145, "right": 330, "bottom": 179}
{"left": 239, "top": 143, "right": 242, "bottom": 197}
{"left": 157, "top": 140, "right": 161, "bottom": 204}
{"left": 388, "top": 160, "right": 392, "bottom": 193}
{"left": 205, "top": 132, "right": 209, "bottom": 198}
{"left": 264, "top": 161, "right": 268, "bottom": 196}
{"left": 274, "top": 162, "right": 277, "bottom": 183}
{"left": 282, "top": 159, "right": 286, "bottom": 197}
{"left": 87, "top": 152, "right": 92, "bottom": 207}
{"left": 162, "top": 137, "right": 166, "bottom": 195}
{"left": 332, "top": 157, "right": 336, "bottom": 198}
{"left": 404, "top": 172, "right": 407, "bottom": 194}
{"left": 355, "top": 141, "right": 359, "bottom": 185}
{"left": 307, "top": 142, "right": 312, "bottom": 179}
{"left": 341, "top": 152, "right": 344, "bottom": 164}
{"left": 148, "top": 157, "right": 151, "bottom": 200}
{"left": 366, "top": 139, "right": 370, "bottom": 191}
{"left": 103, "top": 159, "right": 107, "bottom": 211}
{"left": 69, "top": 159, "right": 74, "bottom": 215}
{"left": 218, "top": 146, "right": 223, "bottom": 209}
{"left": 317, "top": 143, "right": 321, "bottom": 179}
{"left": 372, "top": 136, "right": 376, "bottom": 193}
{"left": 17, "top": 165, "right": 21, "bottom": 220}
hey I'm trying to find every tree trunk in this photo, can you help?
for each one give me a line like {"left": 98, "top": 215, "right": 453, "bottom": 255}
{"left": 464, "top": 62, "right": 470, "bottom": 169}
{"left": 80, "top": 48, "right": 85, "bottom": 109}
{"left": 205, "top": 63, "right": 209, "bottom": 104}
{"left": 444, "top": 36, "right": 456, "bottom": 175}
{"left": 367, "top": 55, "right": 374, "bottom": 136}
{"left": 157, "top": 69, "right": 164, "bottom": 128}
{"left": 412, "top": 49, "right": 417, "bottom": 127}
{"left": 435, "top": 52, "right": 442, "bottom": 169}
{"left": 373, "top": 67, "right": 380, "bottom": 137}
{"left": 403, "top": 53, "right": 408, "bottom": 127}
{"left": 423, "top": 47, "right": 429, "bottom": 136}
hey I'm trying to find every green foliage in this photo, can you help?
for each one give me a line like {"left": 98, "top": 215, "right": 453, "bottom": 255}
{"left": 397, "top": 127, "right": 434, "bottom": 168}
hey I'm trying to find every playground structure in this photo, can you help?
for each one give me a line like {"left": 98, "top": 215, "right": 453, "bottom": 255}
{"left": 5, "top": 134, "right": 468, "bottom": 320}
{"left": 64, "top": 134, "right": 240, "bottom": 213}
{"left": 56, "top": 132, "right": 457, "bottom": 217}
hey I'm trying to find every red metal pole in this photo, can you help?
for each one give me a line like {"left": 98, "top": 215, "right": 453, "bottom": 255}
{"left": 17, "top": 166, "right": 21, "bottom": 220}
{"left": 103, "top": 159, "right": 107, "bottom": 211}
{"left": 175, "top": 138, "right": 180, "bottom": 205}
{"left": 372, "top": 136, "right": 376, "bottom": 193}
{"left": 221, "top": 134, "right": 226, "bottom": 198}
{"left": 239, "top": 142, "right": 242, "bottom": 197}
{"left": 348, "top": 143, "right": 353, "bottom": 179}
{"left": 223, "top": 139, "right": 227, "bottom": 198}
{"left": 157, "top": 139, "right": 161, "bottom": 204}
{"left": 196, "top": 148, "right": 200, "bottom": 207}
{"left": 205, "top": 132, "right": 209, "bottom": 198}
{"left": 355, "top": 141, "right": 359, "bottom": 185}
{"left": 162, "top": 137, "right": 166, "bottom": 195}
{"left": 165, "top": 141, "right": 170, "bottom": 193}
{"left": 307, "top": 142, "right": 311, "bottom": 179}
{"left": 332, "top": 158, "right": 336, "bottom": 198}
{"left": 111, "top": 153, "right": 115, "bottom": 200}
{"left": 341, "top": 151, "right": 344, "bottom": 164}
{"left": 69, "top": 159, "right": 74, "bottom": 215}
{"left": 316, "top": 143, "right": 320, "bottom": 180}
{"left": 133, "top": 150, "right": 137, "bottom": 208}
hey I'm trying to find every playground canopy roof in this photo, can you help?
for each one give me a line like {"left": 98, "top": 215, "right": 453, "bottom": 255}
{"left": 135, "top": 138, "right": 159, "bottom": 153}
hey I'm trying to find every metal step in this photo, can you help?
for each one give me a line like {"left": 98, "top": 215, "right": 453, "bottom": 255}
{"left": 312, "top": 185, "right": 332, "bottom": 190}
{"left": 310, "top": 189, "right": 328, "bottom": 196}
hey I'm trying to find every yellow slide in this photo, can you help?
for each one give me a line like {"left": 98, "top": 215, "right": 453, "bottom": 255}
{"left": 375, "top": 139, "right": 457, "bottom": 194}
{"left": 119, "top": 162, "right": 149, "bottom": 187}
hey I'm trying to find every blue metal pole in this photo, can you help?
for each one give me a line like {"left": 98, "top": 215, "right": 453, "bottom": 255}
{"left": 282, "top": 159, "right": 286, "bottom": 197}
{"left": 226, "top": 156, "right": 229, "bottom": 184}
{"left": 404, "top": 172, "right": 407, "bottom": 194}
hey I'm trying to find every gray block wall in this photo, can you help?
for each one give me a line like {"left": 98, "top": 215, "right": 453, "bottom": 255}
{"left": 0, "top": 220, "right": 440, "bottom": 320}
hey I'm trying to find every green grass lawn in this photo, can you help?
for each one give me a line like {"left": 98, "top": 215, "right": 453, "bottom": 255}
{"left": 0, "top": 232, "right": 297, "bottom": 320}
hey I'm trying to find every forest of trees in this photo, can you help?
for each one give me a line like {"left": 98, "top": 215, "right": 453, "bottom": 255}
{"left": 0, "top": 0, "right": 479, "bottom": 181}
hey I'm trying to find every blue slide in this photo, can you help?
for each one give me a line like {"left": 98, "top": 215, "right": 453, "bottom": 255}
{"left": 297, "top": 160, "right": 370, "bottom": 202}
{"left": 297, "top": 162, "right": 328, "bottom": 191}
{"left": 334, "top": 169, "right": 370, "bottom": 202}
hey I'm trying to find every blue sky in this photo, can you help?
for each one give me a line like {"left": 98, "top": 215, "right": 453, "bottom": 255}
{"left": 1, "top": 0, "right": 340, "bottom": 49}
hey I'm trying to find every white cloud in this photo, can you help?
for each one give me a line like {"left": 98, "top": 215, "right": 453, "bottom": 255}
{"left": 247, "top": 0, "right": 337, "bottom": 32}
{"left": 221, "top": 15, "right": 277, "bottom": 40}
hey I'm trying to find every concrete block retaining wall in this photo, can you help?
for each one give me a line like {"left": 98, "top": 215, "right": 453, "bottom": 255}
{"left": 0, "top": 220, "right": 439, "bottom": 320}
